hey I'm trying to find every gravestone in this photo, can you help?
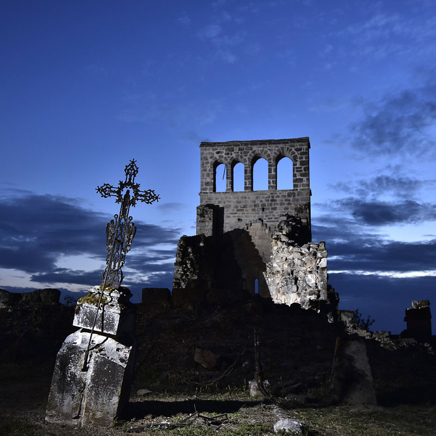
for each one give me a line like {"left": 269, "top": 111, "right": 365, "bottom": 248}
{"left": 46, "top": 160, "right": 159, "bottom": 427}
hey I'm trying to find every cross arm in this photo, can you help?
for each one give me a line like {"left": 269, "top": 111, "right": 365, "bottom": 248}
{"left": 131, "top": 188, "right": 160, "bottom": 206}
{"left": 96, "top": 183, "right": 119, "bottom": 199}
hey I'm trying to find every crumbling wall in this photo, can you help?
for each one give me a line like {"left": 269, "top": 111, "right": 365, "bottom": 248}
{"left": 265, "top": 241, "right": 328, "bottom": 307}
{"left": 173, "top": 234, "right": 215, "bottom": 290}
{"left": 173, "top": 230, "right": 269, "bottom": 296}
{"left": 264, "top": 216, "right": 338, "bottom": 319}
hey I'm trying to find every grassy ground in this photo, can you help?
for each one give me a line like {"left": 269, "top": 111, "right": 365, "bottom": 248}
{"left": 2, "top": 369, "right": 436, "bottom": 436}
{"left": 2, "top": 395, "right": 436, "bottom": 436}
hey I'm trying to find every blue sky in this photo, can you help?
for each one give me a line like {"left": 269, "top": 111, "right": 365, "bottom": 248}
{"left": 1, "top": 0, "right": 436, "bottom": 334}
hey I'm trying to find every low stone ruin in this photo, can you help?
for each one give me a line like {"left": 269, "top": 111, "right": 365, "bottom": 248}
{"left": 0, "top": 288, "right": 60, "bottom": 308}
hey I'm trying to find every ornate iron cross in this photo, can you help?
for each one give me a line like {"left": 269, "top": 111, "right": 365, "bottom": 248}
{"left": 96, "top": 159, "right": 160, "bottom": 290}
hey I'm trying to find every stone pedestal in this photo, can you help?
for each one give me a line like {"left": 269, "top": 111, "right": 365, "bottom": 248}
{"left": 73, "top": 285, "right": 136, "bottom": 336}
{"left": 46, "top": 286, "right": 136, "bottom": 427}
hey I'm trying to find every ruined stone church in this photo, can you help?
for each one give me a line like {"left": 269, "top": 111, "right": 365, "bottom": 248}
{"left": 173, "top": 137, "right": 336, "bottom": 315}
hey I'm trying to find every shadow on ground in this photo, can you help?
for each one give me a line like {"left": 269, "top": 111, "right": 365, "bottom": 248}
{"left": 123, "top": 399, "right": 261, "bottom": 419}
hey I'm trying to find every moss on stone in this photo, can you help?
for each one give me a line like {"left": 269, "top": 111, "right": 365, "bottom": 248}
{"left": 77, "top": 292, "right": 108, "bottom": 307}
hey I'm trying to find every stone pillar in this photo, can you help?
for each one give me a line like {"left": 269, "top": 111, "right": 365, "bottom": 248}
{"left": 226, "top": 163, "right": 232, "bottom": 192}
{"left": 268, "top": 160, "right": 277, "bottom": 190}
{"left": 245, "top": 162, "right": 252, "bottom": 191}
{"left": 46, "top": 286, "right": 136, "bottom": 427}
{"left": 403, "top": 300, "right": 432, "bottom": 340}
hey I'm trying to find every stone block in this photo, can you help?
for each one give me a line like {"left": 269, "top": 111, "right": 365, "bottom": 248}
{"left": 404, "top": 302, "right": 432, "bottom": 339}
{"left": 46, "top": 329, "right": 135, "bottom": 427}
{"left": 73, "top": 286, "right": 136, "bottom": 336}
{"left": 0, "top": 289, "right": 22, "bottom": 307}
{"left": 329, "top": 336, "right": 377, "bottom": 405}
{"left": 21, "top": 291, "right": 41, "bottom": 303}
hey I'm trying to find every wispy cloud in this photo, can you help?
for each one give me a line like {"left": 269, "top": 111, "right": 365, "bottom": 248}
{"left": 157, "top": 202, "right": 186, "bottom": 212}
{"left": 199, "top": 23, "right": 222, "bottom": 39}
{"left": 178, "top": 13, "right": 191, "bottom": 27}
{"left": 117, "top": 98, "right": 224, "bottom": 128}
{"left": 196, "top": 7, "right": 246, "bottom": 64}
{"left": 348, "top": 82, "right": 436, "bottom": 156}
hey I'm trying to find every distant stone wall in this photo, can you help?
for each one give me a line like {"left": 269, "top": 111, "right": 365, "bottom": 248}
{"left": 0, "top": 288, "right": 60, "bottom": 308}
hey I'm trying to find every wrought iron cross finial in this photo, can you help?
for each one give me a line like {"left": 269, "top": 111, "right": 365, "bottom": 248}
{"left": 96, "top": 159, "right": 160, "bottom": 290}
{"left": 96, "top": 159, "right": 160, "bottom": 208}
{"left": 83, "top": 160, "right": 159, "bottom": 371}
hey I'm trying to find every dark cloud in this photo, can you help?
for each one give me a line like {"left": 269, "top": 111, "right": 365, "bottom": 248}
{"left": 349, "top": 84, "right": 436, "bottom": 156}
{"left": 0, "top": 193, "right": 180, "bottom": 287}
{"left": 0, "top": 193, "right": 105, "bottom": 273}
{"left": 331, "top": 175, "right": 433, "bottom": 200}
{"left": 127, "top": 251, "right": 176, "bottom": 275}
{"left": 332, "top": 198, "right": 436, "bottom": 226}
{"left": 313, "top": 217, "right": 436, "bottom": 334}
{"left": 313, "top": 221, "right": 436, "bottom": 273}
{"left": 334, "top": 197, "right": 436, "bottom": 226}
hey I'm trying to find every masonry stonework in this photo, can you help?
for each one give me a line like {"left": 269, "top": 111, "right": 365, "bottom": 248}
{"left": 197, "top": 137, "right": 312, "bottom": 263}
{"left": 173, "top": 138, "right": 313, "bottom": 296}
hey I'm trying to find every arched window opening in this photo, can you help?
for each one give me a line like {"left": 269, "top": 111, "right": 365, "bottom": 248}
{"left": 215, "top": 163, "right": 226, "bottom": 192}
{"left": 277, "top": 157, "right": 293, "bottom": 190}
{"left": 233, "top": 162, "right": 244, "bottom": 192}
{"left": 253, "top": 158, "right": 268, "bottom": 191}
{"left": 254, "top": 278, "right": 259, "bottom": 294}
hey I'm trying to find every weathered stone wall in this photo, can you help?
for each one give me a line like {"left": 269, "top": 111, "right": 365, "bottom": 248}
{"left": 265, "top": 240, "right": 329, "bottom": 309}
{"left": 197, "top": 138, "right": 312, "bottom": 260}
{"left": 264, "top": 216, "right": 337, "bottom": 319}
{"left": 198, "top": 190, "right": 311, "bottom": 235}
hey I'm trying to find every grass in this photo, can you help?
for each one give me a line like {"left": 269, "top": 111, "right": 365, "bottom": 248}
{"left": 0, "top": 414, "right": 39, "bottom": 436}
{"left": 293, "top": 404, "right": 436, "bottom": 435}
